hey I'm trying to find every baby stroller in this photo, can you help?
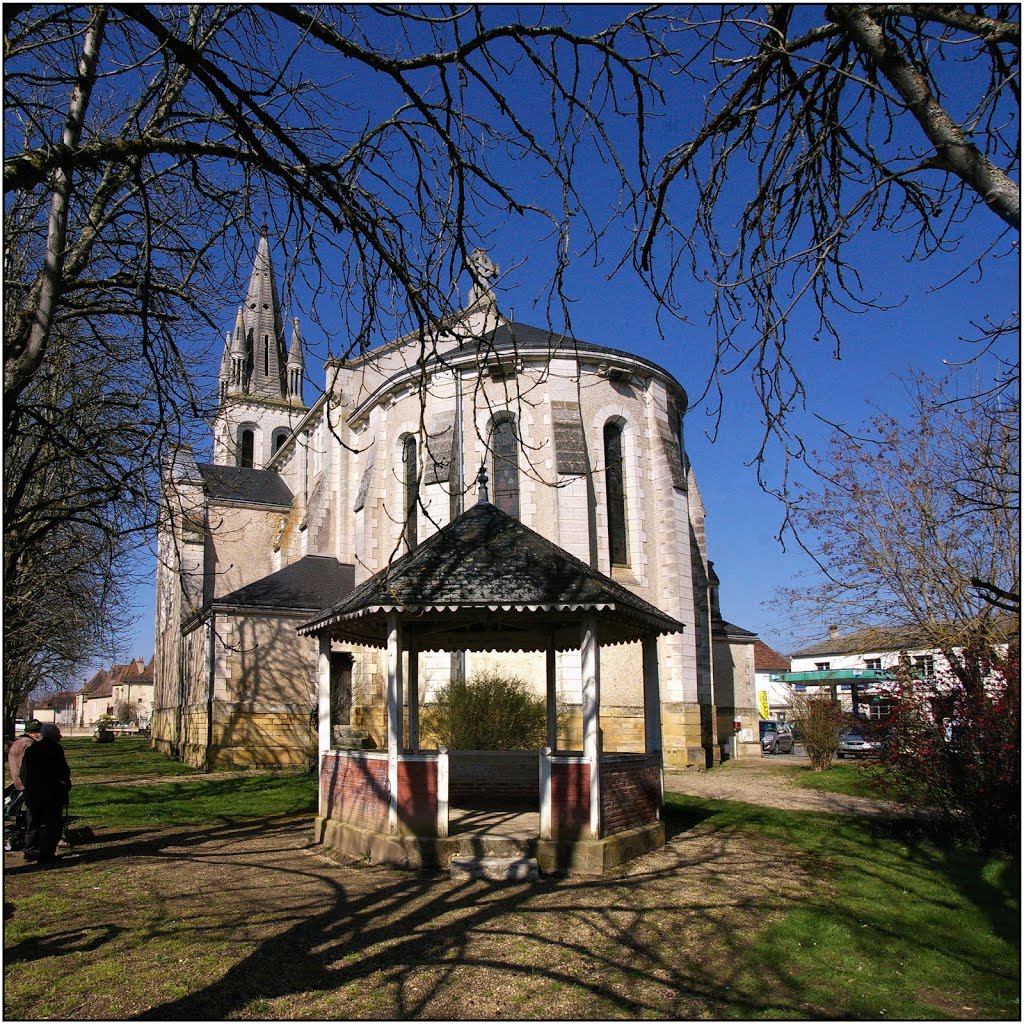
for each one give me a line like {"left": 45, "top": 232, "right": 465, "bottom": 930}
{"left": 4, "top": 784, "right": 27, "bottom": 852}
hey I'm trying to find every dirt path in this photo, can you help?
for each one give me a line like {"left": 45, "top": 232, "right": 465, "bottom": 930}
{"left": 664, "top": 756, "right": 912, "bottom": 819}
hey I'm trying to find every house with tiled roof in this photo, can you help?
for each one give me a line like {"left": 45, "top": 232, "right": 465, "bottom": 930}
{"left": 111, "top": 657, "right": 156, "bottom": 728}
{"left": 77, "top": 658, "right": 148, "bottom": 727}
{"left": 32, "top": 691, "right": 79, "bottom": 728}
{"left": 787, "top": 621, "right": 1015, "bottom": 719}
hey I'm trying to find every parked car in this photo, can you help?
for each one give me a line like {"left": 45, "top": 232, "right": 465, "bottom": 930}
{"left": 836, "top": 728, "right": 884, "bottom": 759}
{"left": 759, "top": 720, "right": 795, "bottom": 755}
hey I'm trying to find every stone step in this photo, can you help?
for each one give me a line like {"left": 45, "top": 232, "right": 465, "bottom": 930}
{"left": 331, "top": 727, "right": 374, "bottom": 750}
{"left": 450, "top": 855, "right": 540, "bottom": 882}
{"left": 454, "top": 834, "right": 535, "bottom": 859}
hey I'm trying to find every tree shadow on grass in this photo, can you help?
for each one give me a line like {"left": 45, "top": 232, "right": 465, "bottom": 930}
{"left": 130, "top": 828, "right": 803, "bottom": 1022}
{"left": 4, "top": 923, "right": 123, "bottom": 963}
{"left": 5, "top": 805, "right": 1017, "bottom": 1021}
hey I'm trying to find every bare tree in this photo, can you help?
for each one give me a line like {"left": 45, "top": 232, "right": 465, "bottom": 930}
{"left": 778, "top": 370, "right": 1019, "bottom": 693}
{"left": 3, "top": 5, "right": 662, "bottom": 729}
{"left": 2, "top": 317, "right": 154, "bottom": 734}
{"left": 4, "top": 5, "right": 661, "bottom": 413}
{"left": 636, "top": 4, "right": 1019, "bottom": 481}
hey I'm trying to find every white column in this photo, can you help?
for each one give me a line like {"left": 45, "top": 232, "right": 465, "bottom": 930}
{"left": 539, "top": 746, "right": 552, "bottom": 839}
{"left": 317, "top": 635, "right": 332, "bottom": 819}
{"left": 546, "top": 639, "right": 558, "bottom": 750}
{"left": 437, "top": 745, "right": 449, "bottom": 838}
{"left": 643, "top": 635, "right": 663, "bottom": 754}
{"left": 407, "top": 648, "right": 420, "bottom": 752}
{"left": 386, "top": 612, "right": 404, "bottom": 833}
{"left": 581, "top": 612, "right": 601, "bottom": 839}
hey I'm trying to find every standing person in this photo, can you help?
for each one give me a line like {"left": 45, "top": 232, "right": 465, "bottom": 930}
{"left": 19, "top": 724, "right": 71, "bottom": 865}
{"left": 6, "top": 719, "right": 42, "bottom": 793}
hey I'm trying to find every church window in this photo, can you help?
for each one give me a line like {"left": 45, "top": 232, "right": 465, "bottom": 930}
{"left": 272, "top": 429, "right": 289, "bottom": 455}
{"left": 239, "top": 428, "right": 255, "bottom": 469}
{"left": 490, "top": 414, "right": 519, "bottom": 519}
{"left": 403, "top": 434, "right": 418, "bottom": 550}
{"left": 604, "top": 420, "right": 628, "bottom": 566}
{"left": 264, "top": 336, "right": 269, "bottom": 376}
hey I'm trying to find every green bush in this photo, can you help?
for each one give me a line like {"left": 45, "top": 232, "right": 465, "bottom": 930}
{"left": 420, "top": 671, "right": 550, "bottom": 750}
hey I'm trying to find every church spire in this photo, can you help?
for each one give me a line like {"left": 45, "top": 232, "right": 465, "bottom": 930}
{"left": 239, "top": 225, "right": 288, "bottom": 400}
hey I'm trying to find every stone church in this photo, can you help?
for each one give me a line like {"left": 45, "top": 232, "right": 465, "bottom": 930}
{"left": 152, "top": 231, "right": 759, "bottom": 772}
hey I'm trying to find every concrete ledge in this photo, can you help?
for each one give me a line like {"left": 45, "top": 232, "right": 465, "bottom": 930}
{"left": 314, "top": 817, "right": 665, "bottom": 876}
{"left": 535, "top": 821, "right": 665, "bottom": 875}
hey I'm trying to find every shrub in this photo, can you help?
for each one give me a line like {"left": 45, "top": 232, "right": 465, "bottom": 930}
{"left": 791, "top": 692, "right": 847, "bottom": 771}
{"left": 114, "top": 700, "right": 139, "bottom": 726}
{"left": 878, "top": 648, "right": 1019, "bottom": 855}
{"left": 420, "top": 671, "right": 550, "bottom": 750}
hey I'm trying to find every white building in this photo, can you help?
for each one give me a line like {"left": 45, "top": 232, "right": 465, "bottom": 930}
{"left": 153, "top": 233, "right": 761, "bottom": 770}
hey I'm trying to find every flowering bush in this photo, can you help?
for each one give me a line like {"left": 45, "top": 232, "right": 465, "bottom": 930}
{"left": 878, "top": 648, "right": 1019, "bottom": 855}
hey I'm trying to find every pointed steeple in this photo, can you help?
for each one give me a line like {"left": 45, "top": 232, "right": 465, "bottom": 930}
{"left": 218, "top": 332, "right": 232, "bottom": 403}
{"left": 240, "top": 224, "right": 288, "bottom": 400}
{"left": 286, "top": 317, "right": 304, "bottom": 399}
{"left": 229, "top": 306, "right": 247, "bottom": 394}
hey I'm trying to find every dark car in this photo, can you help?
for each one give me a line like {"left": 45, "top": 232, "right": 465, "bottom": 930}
{"left": 759, "top": 720, "right": 795, "bottom": 755}
{"left": 836, "top": 728, "right": 884, "bottom": 759}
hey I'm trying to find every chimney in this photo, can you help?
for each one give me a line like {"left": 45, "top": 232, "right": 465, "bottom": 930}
{"left": 828, "top": 624, "right": 838, "bottom": 640}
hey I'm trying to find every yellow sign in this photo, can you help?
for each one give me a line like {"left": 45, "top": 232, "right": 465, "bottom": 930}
{"left": 757, "top": 690, "right": 771, "bottom": 720}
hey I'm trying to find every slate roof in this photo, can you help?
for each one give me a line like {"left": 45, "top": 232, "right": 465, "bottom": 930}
{"left": 299, "top": 501, "right": 686, "bottom": 650}
{"left": 712, "top": 616, "right": 758, "bottom": 642}
{"left": 197, "top": 463, "right": 293, "bottom": 507}
{"left": 216, "top": 556, "right": 355, "bottom": 613}
{"left": 479, "top": 322, "right": 684, "bottom": 388}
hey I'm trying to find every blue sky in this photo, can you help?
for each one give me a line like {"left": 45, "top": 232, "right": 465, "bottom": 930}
{"left": 105, "top": 5, "right": 1018, "bottom": 674}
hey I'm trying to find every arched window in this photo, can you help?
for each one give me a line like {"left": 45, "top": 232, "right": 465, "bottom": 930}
{"left": 403, "top": 434, "right": 418, "bottom": 550}
{"left": 272, "top": 429, "right": 289, "bottom": 455}
{"left": 604, "top": 420, "right": 628, "bottom": 566}
{"left": 239, "top": 428, "right": 255, "bottom": 469}
{"left": 490, "top": 415, "right": 520, "bottom": 519}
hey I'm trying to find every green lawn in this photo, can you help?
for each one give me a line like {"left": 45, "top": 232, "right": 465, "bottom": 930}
{"left": 60, "top": 736, "right": 200, "bottom": 780}
{"left": 791, "top": 759, "right": 888, "bottom": 799}
{"left": 60, "top": 737, "right": 317, "bottom": 828}
{"left": 5, "top": 743, "right": 1018, "bottom": 1020}
{"left": 664, "top": 793, "right": 1019, "bottom": 1019}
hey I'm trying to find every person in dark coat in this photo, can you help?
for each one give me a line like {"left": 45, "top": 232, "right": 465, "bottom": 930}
{"left": 19, "top": 723, "right": 71, "bottom": 864}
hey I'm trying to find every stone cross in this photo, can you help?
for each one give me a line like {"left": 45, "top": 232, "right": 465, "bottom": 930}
{"left": 467, "top": 248, "right": 498, "bottom": 306}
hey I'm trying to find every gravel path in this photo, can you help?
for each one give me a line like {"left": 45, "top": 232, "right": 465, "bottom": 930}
{"left": 664, "top": 756, "right": 913, "bottom": 819}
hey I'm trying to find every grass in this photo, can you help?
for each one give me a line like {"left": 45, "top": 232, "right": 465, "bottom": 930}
{"left": 58, "top": 737, "right": 201, "bottom": 780}
{"left": 4, "top": 744, "right": 1019, "bottom": 1021}
{"left": 790, "top": 759, "right": 888, "bottom": 799}
{"left": 58, "top": 737, "right": 317, "bottom": 828}
{"left": 70, "top": 774, "right": 318, "bottom": 828}
{"left": 664, "top": 793, "right": 1019, "bottom": 1020}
